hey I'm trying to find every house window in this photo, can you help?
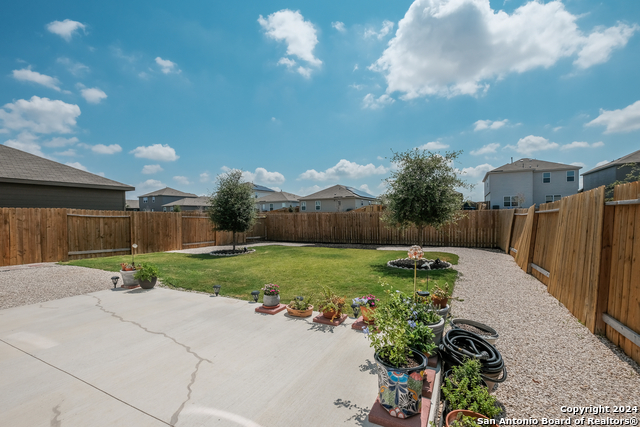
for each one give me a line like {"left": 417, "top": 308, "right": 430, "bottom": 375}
{"left": 504, "top": 196, "right": 520, "bottom": 207}
{"left": 543, "top": 172, "right": 551, "bottom": 183}
{"left": 301, "top": 202, "right": 306, "bottom": 211}
{"left": 163, "top": 207, "right": 167, "bottom": 212}
{"left": 546, "top": 195, "right": 562, "bottom": 203}
{"left": 361, "top": 201, "right": 364, "bottom": 206}
{"left": 262, "top": 204, "right": 266, "bottom": 211}
{"left": 143, "top": 197, "right": 148, "bottom": 203}
{"left": 151, "top": 209, "right": 154, "bottom": 212}
{"left": 152, "top": 197, "right": 156, "bottom": 203}
{"left": 315, "top": 201, "right": 321, "bottom": 211}
{"left": 567, "top": 171, "right": 575, "bottom": 182}
{"left": 282, "top": 203, "right": 286, "bottom": 208}
{"left": 269, "top": 203, "right": 274, "bottom": 211}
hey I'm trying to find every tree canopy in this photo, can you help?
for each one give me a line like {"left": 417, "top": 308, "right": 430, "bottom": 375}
{"left": 381, "top": 149, "right": 470, "bottom": 232}
{"left": 208, "top": 169, "right": 256, "bottom": 250}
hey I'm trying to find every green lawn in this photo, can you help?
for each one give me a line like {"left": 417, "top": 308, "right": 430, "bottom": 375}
{"left": 64, "top": 245, "right": 458, "bottom": 305}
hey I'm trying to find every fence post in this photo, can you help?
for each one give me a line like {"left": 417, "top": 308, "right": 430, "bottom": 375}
{"left": 595, "top": 204, "right": 614, "bottom": 335}
{"left": 526, "top": 209, "right": 539, "bottom": 274}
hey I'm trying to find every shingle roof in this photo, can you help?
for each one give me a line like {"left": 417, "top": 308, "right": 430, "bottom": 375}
{"left": 161, "top": 196, "right": 210, "bottom": 207}
{"left": 256, "top": 191, "right": 301, "bottom": 203}
{"left": 299, "top": 184, "right": 377, "bottom": 201}
{"left": 139, "top": 187, "right": 198, "bottom": 198}
{"left": 581, "top": 149, "right": 640, "bottom": 176}
{"left": 482, "top": 158, "right": 581, "bottom": 182}
{"left": 0, "top": 145, "right": 134, "bottom": 190}
{"left": 252, "top": 183, "right": 275, "bottom": 192}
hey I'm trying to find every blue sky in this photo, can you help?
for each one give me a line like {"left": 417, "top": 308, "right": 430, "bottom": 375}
{"left": 2, "top": 0, "right": 639, "bottom": 201}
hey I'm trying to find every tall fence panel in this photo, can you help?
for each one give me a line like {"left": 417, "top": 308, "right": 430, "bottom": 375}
{"left": 130, "top": 211, "right": 182, "bottom": 254}
{"left": 181, "top": 212, "right": 217, "bottom": 249}
{"left": 508, "top": 209, "right": 529, "bottom": 256}
{"left": 530, "top": 201, "right": 562, "bottom": 285}
{"left": 497, "top": 209, "right": 515, "bottom": 253}
{"left": 67, "top": 210, "right": 131, "bottom": 260}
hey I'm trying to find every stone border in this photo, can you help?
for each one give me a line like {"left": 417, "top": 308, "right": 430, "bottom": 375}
{"left": 209, "top": 249, "right": 256, "bottom": 257}
{"left": 386, "top": 258, "right": 452, "bottom": 270}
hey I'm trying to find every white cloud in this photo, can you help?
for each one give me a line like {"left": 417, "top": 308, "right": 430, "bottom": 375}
{"left": 364, "top": 20, "right": 395, "bottom": 40}
{"left": 46, "top": 19, "right": 86, "bottom": 41}
{"left": 42, "top": 136, "right": 78, "bottom": 148}
{"left": 298, "top": 159, "right": 389, "bottom": 181}
{"left": 65, "top": 161, "right": 88, "bottom": 171}
{"left": 259, "top": 9, "right": 322, "bottom": 76}
{"left": 57, "top": 57, "right": 89, "bottom": 76}
{"left": 55, "top": 149, "right": 77, "bottom": 156}
{"left": 474, "top": 119, "right": 508, "bottom": 131}
{"left": 12, "top": 68, "right": 61, "bottom": 91}
{"left": 141, "top": 165, "right": 162, "bottom": 175}
{"left": 130, "top": 144, "right": 179, "bottom": 161}
{"left": 155, "top": 57, "right": 181, "bottom": 74}
{"left": 506, "top": 135, "right": 559, "bottom": 155}
{"left": 370, "top": 0, "right": 637, "bottom": 99}
{"left": 363, "top": 93, "right": 395, "bottom": 109}
{"left": 3, "top": 131, "right": 46, "bottom": 157}
{"left": 242, "top": 167, "right": 286, "bottom": 185}
{"left": 418, "top": 141, "right": 450, "bottom": 150}
{"left": 560, "top": 141, "right": 604, "bottom": 150}
{"left": 595, "top": 160, "right": 611, "bottom": 167}
{"left": 553, "top": 126, "right": 563, "bottom": 132}
{"left": 470, "top": 143, "right": 500, "bottom": 156}
{"left": 299, "top": 185, "right": 323, "bottom": 195}
{"left": 80, "top": 87, "right": 107, "bottom": 104}
{"left": 570, "top": 162, "right": 586, "bottom": 168}
{"left": 332, "top": 21, "right": 346, "bottom": 32}
{"left": 0, "top": 96, "right": 81, "bottom": 134}
{"left": 460, "top": 163, "right": 494, "bottom": 179}
{"left": 199, "top": 172, "right": 210, "bottom": 183}
{"left": 359, "top": 184, "right": 373, "bottom": 195}
{"left": 90, "top": 143, "right": 121, "bottom": 154}
{"left": 586, "top": 100, "right": 640, "bottom": 134}
{"left": 173, "top": 176, "right": 190, "bottom": 185}
{"left": 136, "top": 179, "right": 165, "bottom": 195}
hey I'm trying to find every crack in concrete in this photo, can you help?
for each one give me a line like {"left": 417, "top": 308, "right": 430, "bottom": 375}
{"left": 51, "top": 403, "right": 61, "bottom": 427}
{"left": 92, "top": 296, "right": 212, "bottom": 426}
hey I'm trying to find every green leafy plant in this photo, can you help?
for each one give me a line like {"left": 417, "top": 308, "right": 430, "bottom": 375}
{"left": 133, "top": 263, "right": 159, "bottom": 282}
{"left": 317, "top": 286, "right": 345, "bottom": 320}
{"left": 450, "top": 413, "right": 485, "bottom": 427}
{"left": 288, "top": 295, "right": 313, "bottom": 310}
{"left": 431, "top": 282, "right": 451, "bottom": 299}
{"left": 441, "top": 359, "right": 501, "bottom": 418}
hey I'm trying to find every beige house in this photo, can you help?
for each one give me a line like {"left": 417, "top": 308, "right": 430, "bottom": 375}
{"left": 256, "top": 191, "right": 301, "bottom": 212}
{"left": 298, "top": 185, "right": 377, "bottom": 212}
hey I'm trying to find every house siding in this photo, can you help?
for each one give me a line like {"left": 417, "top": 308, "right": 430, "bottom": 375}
{"left": 532, "top": 170, "right": 579, "bottom": 206}
{"left": 140, "top": 195, "right": 187, "bottom": 211}
{"left": 583, "top": 165, "right": 633, "bottom": 191}
{"left": 485, "top": 171, "right": 534, "bottom": 209}
{"left": 0, "top": 182, "right": 126, "bottom": 210}
{"left": 301, "top": 198, "right": 371, "bottom": 212}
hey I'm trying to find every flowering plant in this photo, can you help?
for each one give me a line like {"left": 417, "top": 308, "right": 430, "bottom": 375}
{"left": 407, "top": 245, "right": 423, "bottom": 260}
{"left": 352, "top": 294, "right": 379, "bottom": 308}
{"left": 262, "top": 283, "right": 280, "bottom": 296}
{"left": 120, "top": 262, "right": 137, "bottom": 271}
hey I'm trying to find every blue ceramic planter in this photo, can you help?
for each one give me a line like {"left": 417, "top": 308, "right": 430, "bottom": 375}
{"left": 374, "top": 349, "right": 427, "bottom": 419}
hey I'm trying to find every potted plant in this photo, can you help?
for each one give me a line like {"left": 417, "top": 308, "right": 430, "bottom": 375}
{"left": 119, "top": 262, "right": 138, "bottom": 287}
{"left": 317, "top": 286, "right": 345, "bottom": 321}
{"left": 133, "top": 263, "right": 159, "bottom": 289}
{"left": 431, "top": 282, "right": 451, "bottom": 308}
{"left": 366, "top": 287, "right": 428, "bottom": 419}
{"left": 446, "top": 411, "right": 489, "bottom": 427}
{"left": 353, "top": 294, "right": 379, "bottom": 323}
{"left": 441, "top": 359, "right": 502, "bottom": 419}
{"left": 286, "top": 296, "right": 314, "bottom": 317}
{"left": 261, "top": 284, "right": 280, "bottom": 307}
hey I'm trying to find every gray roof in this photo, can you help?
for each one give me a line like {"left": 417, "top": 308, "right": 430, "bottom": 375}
{"left": 162, "top": 196, "right": 210, "bottom": 207}
{"left": 252, "top": 183, "right": 275, "bottom": 192}
{"left": 299, "top": 185, "right": 377, "bottom": 201}
{"left": 256, "top": 191, "right": 300, "bottom": 203}
{"left": 140, "top": 187, "right": 198, "bottom": 198}
{"left": 581, "top": 149, "right": 640, "bottom": 176}
{"left": 0, "top": 145, "right": 134, "bottom": 191}
{"left": 126, "top": 199, "right": 139, "bottom": 209}
{"left": 482, "top": 158, "right": 581, "bottom": 182}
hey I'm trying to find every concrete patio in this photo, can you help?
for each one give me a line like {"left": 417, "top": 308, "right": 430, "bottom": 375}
{"left": 0, "top": 287, "right": 378, "bottom": 426}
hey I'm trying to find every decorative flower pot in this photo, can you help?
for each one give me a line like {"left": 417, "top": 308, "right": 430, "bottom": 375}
{"left": 374, "top": 349, "right": 427, "bottom": 419}
{"left": 436, "top": 304, "right": 450, "bottom": 319}
{"left": 322, "top": 308, "right": 341, "bottom": 320}
{"left": 119, "top": 270, "right": 138, "bottom": 287}
{"left": 286, "top": 305, "right": 313, "bottom": 317}
{"left": 445, "top": 410, "right": 488, "bottom": 427}
{"left": 428, "top": 316, "right": 446, "bottom": 346}
{"left": 360, "top": 306, "right": 376, "bottom": 323}
{"left": 139, "top": 277, "right": 157, "bottom": 289}
{"left": 263, "top": 294, "right": 280, "bottom": 307}
{"left": 432, "top": 296, "right": 449, "bottom": 308}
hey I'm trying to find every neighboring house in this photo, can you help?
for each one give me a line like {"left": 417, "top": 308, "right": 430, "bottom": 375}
{"left": 252, "top": 183, "right": 275, "bottom": 199}
{"left": 0, "top": 145, "right": 134, "bottom": 210}
{"left": 162, "top": 196, "right": 210, "bottom": 212}
{"left": 582, "top": 149, "right": 640, "bottom": 192}
{"left": 138, "top": 187, "right": 197, "bottom": 212}
{"left": 256, "top": 191, "right": 301, "bottom": 212}
{"left": 482, "top": 158, "right": 581, "bottom": 209}
{"left": 125, "top": 200, "right": 140, "bottom": 211}
{"left": 298, "top": 185, "right": 377, "bottom": 212}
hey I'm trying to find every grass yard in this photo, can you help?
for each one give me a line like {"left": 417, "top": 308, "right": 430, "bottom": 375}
{"left": 64, "top": 245, "right": 458, "bottom": 305}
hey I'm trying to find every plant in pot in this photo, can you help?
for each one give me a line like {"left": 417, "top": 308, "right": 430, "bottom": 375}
{"left": 317, "top": 286, "right": 345, "bottom": 321}
{"left": 287, "top": 295, "right": 314, "bottom": 317}
{"left": 119, "top": 262, "right": 138, "bottom": 287}
{"left": 367, "top": 287, "right": 428, "bottom": 419}
{"left": 442, "top": 358, "right": 502, "bottom": 424}
{"left": 431, "top": 282, "right": 451, "bottom": 308}
{"left": 261, "top": 284, "right": 280, "bottom": 307}
{"left": 407, "top": 298, "right": 444, "bottom": 346}
{"left": 133, "top": 263, "right": 159, "bottom": 289}
{"left": 353, "top": 294, "right": 379, "bottom": 324}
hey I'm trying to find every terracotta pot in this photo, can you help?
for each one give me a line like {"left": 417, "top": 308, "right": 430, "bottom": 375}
{"left": 322, "top": 308, "right": 341, "bottom": 320}
{"left": 360, "top": 306, "right": 376, "bottom": 323}
{"left": 138, "top": 277, "right": 157, "bottom": 289}
{"left": 287, "top": 305, "right": 314, "bottom": 318}
{"left": 432, "top": 296, "right": 449, "bottom": 308}
{"left": 445, "top": 410, "right": 488, "bottom": 427}
{"left": 374, "top": 349, "right": 427, "bottom": 419}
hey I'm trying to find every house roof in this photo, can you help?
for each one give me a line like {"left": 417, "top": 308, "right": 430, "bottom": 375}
{"left": 299, "top": 185, "right": 377, "bottom": 201}
{"left": 256, "top": 191, "right": 301, "bottom": 203}
{"left": 482, "top": 158, "right": 581, "bottom": 182}
{"left": 126, "top": 199, "right": 139, "bottom": 209}
{"left": 252, "top": 183, "right": 275, "bottom": 192}
{"left": 0, "top": 145, "right": 135, "bottom": 191}
{"left": 581, "top": 149, "right": 640, "bottom": 176}
{"left": 139, "top": 187, "right": 198, "bottom": 198}
{"left": 162, "top": 196, "right": 210, "bottom": 207}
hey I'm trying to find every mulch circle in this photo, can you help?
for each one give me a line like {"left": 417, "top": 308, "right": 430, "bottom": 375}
{"left": 386, "top": 258, "right": 452, "bottom": 270}
{"left": 210, "top": 249, "right": 256, "bottom": 257}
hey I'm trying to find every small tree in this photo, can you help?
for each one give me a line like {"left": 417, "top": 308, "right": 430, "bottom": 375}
{"left": 381, "top": 149, "right": 471, "bottom": 242}
{"left": 208, "top": 169, "right": 256, "bottom": 251}
{"left": 605, "top": 163, "right": 639, "bottom": 201}
{"left": 172, "top": 205, "right": 181, "bottom": 212}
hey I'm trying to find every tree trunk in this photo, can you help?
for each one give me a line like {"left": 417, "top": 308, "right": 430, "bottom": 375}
{"left": 233, "top": 231, "right": 236, "bottom": 251}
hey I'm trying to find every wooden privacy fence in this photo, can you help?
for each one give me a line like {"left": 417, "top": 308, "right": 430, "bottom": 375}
{"left": 263, "top": 210, "right": 499, "bottom": 247}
